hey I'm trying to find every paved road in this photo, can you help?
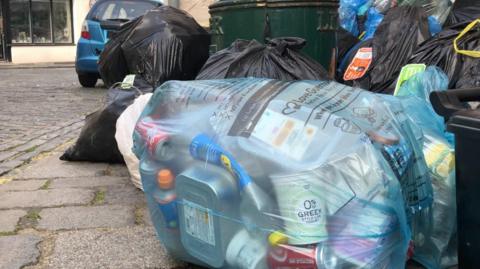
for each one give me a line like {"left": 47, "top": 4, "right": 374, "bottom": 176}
{"left": 0, "top": 68, "right": 104, "bottom": 175}
{"left": 0, "top": 68, "right": 185, "bottom": 269}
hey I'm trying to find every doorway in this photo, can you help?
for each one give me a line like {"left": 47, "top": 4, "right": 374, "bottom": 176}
{"left": 0, "top": 0, "right": 11, "bottom": 61}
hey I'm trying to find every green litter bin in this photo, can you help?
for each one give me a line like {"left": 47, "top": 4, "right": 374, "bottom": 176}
{"left": 209, "top": 0, "right": 339, "bottom": 69}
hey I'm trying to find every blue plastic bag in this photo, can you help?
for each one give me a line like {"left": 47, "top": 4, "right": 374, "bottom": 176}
{"left": 395, "top": 66, "right": 457, "bottom": 269}
{"left": 339, "top": 0, "right": 371, "bottom": 36}
{"left": 395, "top": 66, "right": 452, "bottom": 144}
{"left": 363, "top": 7, "right": 384, "bottom": 39}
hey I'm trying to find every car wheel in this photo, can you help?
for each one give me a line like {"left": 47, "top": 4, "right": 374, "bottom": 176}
{"left": 78, "top": 73, "right": 98, "bottom": 88}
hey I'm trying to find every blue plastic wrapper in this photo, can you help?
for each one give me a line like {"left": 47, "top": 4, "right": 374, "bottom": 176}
{"left": 132, "top": 78, "right": 436, "bottom": 269}
{"left": 363, "top": 7, "right": 384, "bottom": 40}
{"left": 340, "top": 0, "right": 451, "bottom": 40}
{"left": 428, "top": 16, "right": 442, "bottom": 36}
{"left": 395, "top": 66, "right": 457, "bottom": 268}
{"left": 339, "top": 0, "right": 371, "bottom": 36}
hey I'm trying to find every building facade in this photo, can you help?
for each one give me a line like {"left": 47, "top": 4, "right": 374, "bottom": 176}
{"left": 1, "top": 0, "right": 91, "bottom": 63}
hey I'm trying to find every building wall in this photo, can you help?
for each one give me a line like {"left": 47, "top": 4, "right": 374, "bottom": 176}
{"left": 11, "top": 0, "right": 90, "bottom": 64}
{"left": 178, "top": 0, "right": 214, "bottom": 27}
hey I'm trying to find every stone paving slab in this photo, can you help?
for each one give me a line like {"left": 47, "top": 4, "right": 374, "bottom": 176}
{"left": 37, "top": 205, "right": 135, "bottom": 231}
{"left": 104, "top": 184, "right": 146, "bottom": 206}
{"left": 42, "top": 227, "right": 183, "bottom": 269}
{"left": 49, "top": 176, "right": 127, "bottom": 189}
{"left": 140, "top": 207, "right": 153, "bottom": 227}
{"left": 15, "top": 153, "right": 109, "bottom": 179}
{"left": 0, "top": 189, "right": 94, "bottom": 209}
{"left": 0, "top": 234, "right": 42, "bottom": 269}
{"left": 106, "top": 164, "right": 130, "bottom": 177}
{"left": 0, "top": 151, "right": 18, "bottom": 162}
{"left": 0, "top": 179, "right": 47, "bottom": 191}
{"left": 0, "top": 209, "right": 26, "bottom": 232}
{"left": 0, "top": 160, "right": 25, "bottom": 175}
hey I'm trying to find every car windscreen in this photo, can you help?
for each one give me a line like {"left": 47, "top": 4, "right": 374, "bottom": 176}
{"left": 88, "top": 0, "right": 158, "bottom": 21}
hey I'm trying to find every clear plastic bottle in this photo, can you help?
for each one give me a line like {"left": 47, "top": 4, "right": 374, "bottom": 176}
{"left": 225, "top": 229, "right": 268, "bottom": 269}
{"left": 139, "top": 159, "right": 190, "bottom": 261}
{"left": 152, "top": 169, "right": 178, "bottom": 229}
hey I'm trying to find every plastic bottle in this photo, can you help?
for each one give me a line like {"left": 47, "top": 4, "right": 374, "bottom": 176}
{"left": 140, "top": 155, "right": 208, "bottom": 266}
{"left": 152, "top": 169, "right": 178, "bottom": 229}
{"left": 225, "top": 229, "right": 268, "bottom": 269}
{"left": 139, "top": 159, "right": 183, "bottom": 254}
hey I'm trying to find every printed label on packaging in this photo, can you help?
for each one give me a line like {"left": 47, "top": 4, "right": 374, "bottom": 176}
{"left": 343, "top": 48, "right": 373, "bottom": 81}
{"left": 183, "top": 200, "right": 215, "bottom": 246}
{"left": 295, "top": 196, "right": 323, "bottom": 225}
{"left": 252, "top": 109, "right": 317, "bottom": 160}
{"left": 394, "top": 64, "right": 427, "bottom": 96}
{"left": 268, "top": 244, "right": 318, "bottom": 268}
{"left": 121, "top": 74, "right": 136, "bottom": 89}
{"left": 380, "top": 140, "right": 413, "bottom": 179}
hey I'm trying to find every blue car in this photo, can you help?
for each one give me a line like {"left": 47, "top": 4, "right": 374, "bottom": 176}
{"left": 76, "top": 0, "right": 163, "bottom": 87}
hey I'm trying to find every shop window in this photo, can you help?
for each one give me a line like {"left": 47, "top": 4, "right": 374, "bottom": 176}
{"left": 32, "top": 0, "right": 52, "bottom": 43}
{"left": 10, "top": 0, "right": 31, "bottom": 43}
{"left": 53, "top": 0, "right": 72, "bottom": 43}
{"left": 10, "top": 0, "right": 73, "bottom": 44}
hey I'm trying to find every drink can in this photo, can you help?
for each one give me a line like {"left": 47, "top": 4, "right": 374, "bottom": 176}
{"left": 267, "top": 244, "right": 318, "bottom": 269}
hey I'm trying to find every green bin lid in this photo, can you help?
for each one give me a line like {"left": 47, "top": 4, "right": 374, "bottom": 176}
{"left": 210, "top": 0, "right": 338, "bottom": 8}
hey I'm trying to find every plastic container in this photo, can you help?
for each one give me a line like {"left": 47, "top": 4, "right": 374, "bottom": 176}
{"left": 176, "top": 163, "right": 241, "bottom": 268}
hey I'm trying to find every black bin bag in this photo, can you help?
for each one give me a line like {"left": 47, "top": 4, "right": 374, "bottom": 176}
{"left": 196, "top": 37, "right": 329, "bottom": 80}
{"left": 409, "top": 21, "right": 480, "bottom": 89}
{"left": 340, "top": 6, "right": 430, "bottom": 94}
{"left": 97, "top": 18, "right": 139, "bottom": 88}
{"left": 99, "top": 6, "right": 210, "bottom": 88}
{"left": 60, "top": 76, "right": 153, "bottom": 163}
{"left": 446, "top": 2, "right": 480, "bottom": 26}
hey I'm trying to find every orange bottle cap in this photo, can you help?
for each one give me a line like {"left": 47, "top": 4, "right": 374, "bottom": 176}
{"left": 157, "top": 169, "right": 174, "bottom": 189}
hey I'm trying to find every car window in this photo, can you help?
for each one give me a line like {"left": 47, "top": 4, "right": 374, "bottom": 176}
{"left": 89, "top": 0, "right": 158, "bottom": 21}
{"left": 100, "top": 3, "right": 115, "bottom": 20}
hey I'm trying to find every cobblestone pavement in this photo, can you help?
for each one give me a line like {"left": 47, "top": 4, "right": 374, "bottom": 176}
{"left": 0, "top": 68, "right": 105, "bottom": 176}
{"left": 0, "top": 68, "right": 185, "bottom": 269}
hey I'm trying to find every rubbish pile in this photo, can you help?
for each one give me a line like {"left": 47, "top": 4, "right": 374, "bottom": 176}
{"left": 60, "top": 1, "right": 480, "bottom": 268}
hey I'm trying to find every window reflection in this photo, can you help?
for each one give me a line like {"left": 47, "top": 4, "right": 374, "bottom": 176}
{"left": 53, "top": 0, "right": 72, "bottom": 43}
{"left": 10, "top": 0, "right": 31, "bottom": 43}
{"left": 32, "top": 0, "right": 52, "bottom": 43}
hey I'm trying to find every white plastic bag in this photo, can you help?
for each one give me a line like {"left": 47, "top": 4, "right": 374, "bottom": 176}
{"left": 115, "top": 93, "right": 153, "bottom": 190}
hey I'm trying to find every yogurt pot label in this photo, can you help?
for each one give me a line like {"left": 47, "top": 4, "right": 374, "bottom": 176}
{"left": 295, "top": 196, "right": 323, "bottom": 226}
{"left": 272, "top": 168, "right": 356, "bottom": 245}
